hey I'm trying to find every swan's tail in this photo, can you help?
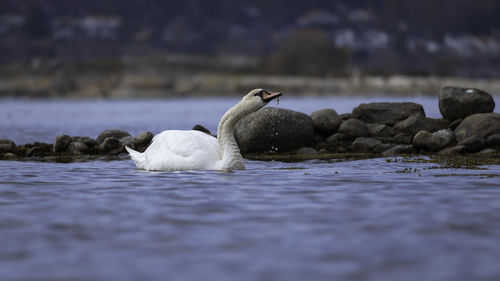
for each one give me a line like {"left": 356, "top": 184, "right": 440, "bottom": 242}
{"left": 125, "top": 146, "right": 145, "bottom": 169}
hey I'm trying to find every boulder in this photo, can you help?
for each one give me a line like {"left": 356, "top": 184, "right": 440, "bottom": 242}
{"left": 53, "top": 134, "right": 72, "bottom": 153}
{"left": 478, "top": 148, "right": 498, "bottom": 155}
{"left": 352, "top": 102, "right": 425, "bottom": 125}
{"left": 457, "top": 136, "right": 485, "bottom": 153}
{"left": 338, "top": 119, "right": 368, "bottom": 139}
{"left": 412, "top": 130, "right": 451, "bottom": 152}
{"left": 438, "top": 145, "right": 466, "bottom": 156}
{"left": 374, "top": 143, "right": 397, "bottom": 153}
{"left": 486, "top": 134, "right": 500, "bottom": 148}
{"left": 350, "top": 137, "right": 382, "bottom": 152}
{"left": 454, "top": 113, "right": 500, "bottom": 142}
{"left": 449, "top": 119, "right": 463, "bottom": 130}
{"left": 0, "top": 139, "right": 16, "bottom": 153}
{"left": 367, "top": 123, "right": 395, "bottom": 138}
{"left": 310, "top": 109, "right": 342, "bottom": 135}
{"left": 438, "top": 86, "right": 495, "bottom": 121}
{"left": 324, "top": 133, "right": 348, "bottom": 153}
{"left": 26, "top": 143, "right": 52, "bottom": 157}
{"left": 68, "top": 142, "right": 90, "bottom": 156}
{"left": 394, "top": 114, "right": 448, "bottom": 134}
{"left": 235, "top": 107, "right": 315, "bottom": 153}
{"left": 393, "top": 133, "right": 413, "bottom": 144}
{"left": 96, "top": 129, "right": 131, "bottom": 144}
{"left": 295, "top": 147, "right": 319, "bottom": 156}
{"left": 99, "top": 137, "right": 124, "bottom": 155}
{"left": 382, "top": 144, "right": 416, "bottom": 156}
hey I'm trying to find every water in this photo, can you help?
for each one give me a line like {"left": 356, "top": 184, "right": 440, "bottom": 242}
{"left": 1, "top": 97, "right": 500, "bottom": 281}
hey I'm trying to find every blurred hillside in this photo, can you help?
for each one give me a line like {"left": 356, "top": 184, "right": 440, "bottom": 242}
{"left": 1, "top": 0, "right": 500, "bottom": 97}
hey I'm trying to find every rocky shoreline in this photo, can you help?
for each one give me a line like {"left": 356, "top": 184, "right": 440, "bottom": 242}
{"left": 1, "top": 86, "right": 499, "bottom": 163}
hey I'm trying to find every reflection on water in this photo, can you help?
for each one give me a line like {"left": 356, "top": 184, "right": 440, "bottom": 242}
{"left": 1, "top": 158, "right": 500, "bottom": 281}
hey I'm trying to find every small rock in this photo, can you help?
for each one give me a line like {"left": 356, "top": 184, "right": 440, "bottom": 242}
{"left": 99, "top": 137, "right": 124, "bottom": 155}
{"left": 0, "top": 139, "right": 16, "bottom": 153}
{"left": 295, "top": 147, "right": 319, "bottom": 156}
{"left": 310, "top": 109, "right": 342, "bottom": 135}
{"left": 438, "top": 146, "right": 466, "bottom": 156}
{"left": 96, "top": 129, "right": 131, "bottom": 144}
{"left": 478, "top": 148, "right": 497, "bottom": 155}
{"left": 394, "top": 114, "right": 448, "bottom": 134}
{"left": 339, "top": 113, "right": 352, "bottom": 120}
{"left": 26, "top": 143, "right": 52, "bottom": 157}
{"left": 192, "top": 125, "right": 212, "bottom": 135}
{"left": 352, "top": 102, "right": 425, "bottom": 125}
{"left": 350, "top": 137, "right": 382, "bottom": 152}
{"left": 439, "top": 86, "right": 495, "bottom": 121}
{"left": 135, "top": 131, "right": 154, "bottom": 145}
{"left": 382, "top": 144, "right": 416, "bottom": 156}
{"left": 119, "top": 136, "right": 135, "bottom": 146}
{"left": 412, "top": 130, "right": 450, "bottom": 152}
{"left": 338, "top": 119, "right": 368, "bottom": 139}
{"left": 457, "top": 136, "right": 485, "bottom": 153}
{"left": 324, "top": 133, "right": 348, "bottom": 152}
{"left": 486, "top": 134, "right": 500, "bottom": 148}
{"left": 393, "top": 133, "right": 413, "bottom": 144}
{"left": 68, "top": 142, "right": 90, "bottom": 156}
{"left": 367, "top": 123, "right": 395, "bottom": 138}
{"left": 53, "top": 135, "right": 72, "bottom": 153}
{"left": 448, "top": 119, "right": 463, "bottom": 130}
{"left": 374, "top": 143, "right": 396, "bottom": 153}
{"left": 454, "top": 113, "right": 500, "bottom": 142}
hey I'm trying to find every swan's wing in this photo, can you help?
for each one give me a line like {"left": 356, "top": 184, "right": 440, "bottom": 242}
{"left": 142, "top": 130, "right": 221, "bottom": 171}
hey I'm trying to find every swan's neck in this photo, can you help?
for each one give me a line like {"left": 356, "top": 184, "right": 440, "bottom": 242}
{"left": 217, "top": 103, "right": 252, "bottom": 170}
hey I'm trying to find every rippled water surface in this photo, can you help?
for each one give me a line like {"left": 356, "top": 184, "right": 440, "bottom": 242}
{"left": 1, "top": 97, "right": 500, "bottom": 281}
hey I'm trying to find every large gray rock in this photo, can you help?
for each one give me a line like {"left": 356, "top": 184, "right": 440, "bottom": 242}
{"left": 352, "top": 102, "right": 425, "bottom": 125}
{"left": 68, "top": 142, "right": 90, "bottom": 156}
{"left": 235, "top": 107, "right": 315, "bottom": 153}
{"left": 439, "top": 86, "right": 495, "bottom": 121}
{"left": 338, "top": 119, "right": 368, "bottom": 139}
{"left": 0, "top": 139, "right": 16, "bottom": 153}
{"left": 367, "top": 123, "right": 395, "bottom": 138}
{"left": 310, "top": 109, "right": 342, "bottom": 135}
{"left": 412, "top": 130, "right": 452, "bottom": 152}
{"left": 97, "top": 129, "right": 131, "bottom": 144}
{"left": 382, "top": 144, "right": 416, "bottom": 156}
{"left": 454, "top": 113, "right": 500, "bottom": 142}
{"left": 394, "top": 114, "right": 448, "bottom": 134}
{"left": 457, "top": 136, "right": 485, "bottom": 153}
{"left": 486, "top": 134, "right": 500, "bottom": 148}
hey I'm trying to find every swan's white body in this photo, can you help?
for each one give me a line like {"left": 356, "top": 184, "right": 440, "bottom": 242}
{"left": 126, "top": 89, "right": 281, "bottom": 171}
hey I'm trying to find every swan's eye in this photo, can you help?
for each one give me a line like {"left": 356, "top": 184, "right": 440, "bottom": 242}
{"left": 254, "top": 90, "right": 265, "bottom": 98}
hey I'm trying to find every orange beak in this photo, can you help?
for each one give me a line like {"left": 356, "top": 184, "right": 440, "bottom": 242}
{"left": 262, "top": 91, "right": 282, "bottom": 102}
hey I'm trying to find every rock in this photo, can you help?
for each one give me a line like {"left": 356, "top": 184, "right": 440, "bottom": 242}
{"left": 438, "top": 146, "right": 466, "bottom": 156}
{"left": 338, "top": 119, "right": 368, "bottom": 139}
{"left": 192, "top": 125, "right": 212, "bottom": 135}
{"left": 53, "top": 134, "right": 72, "bottom": 153}
{"left": 412, "top": 130, "right": 451, "bottom": 152}
{"left": 478, "top": 148, "right": 497, "bottom": 155}
{"left": 0, "top": 139, "right": 16, "bottom": 153}
{"left": 433, "top": 129, "right": 455, "bottom": 146}
{"left": 135, "top": 130, "right": 153, "bottom": 146}
{"left": 367, "top": 123, "right": 395, "bottom": 138}
{"left": 26, "top": 143, "right": 52, "bottom": 157}
{"left": 324, "top": 133, "right": 349, "bottom": 152}
{"left": 339, "top": 113, "right": 352, "bottom": 120}
{"left": 295, "top": 147, "right": 319, "bottom": 156}
{"left": 486, "top": 134, "right": 500, "bottom": 148}
{"left": 394, "top": 114, "right": 448, "bottom": 134}
{"left": 119, "top": 136, "right": 135, "bottom": 146}
{"left": 393, "top": 133, "right": 413, "bottom": 144}
{"left": 235, "top": 107, "right": 315, "bottom": 153}
{"left": 352, "top": 102, "right": 425, "bottom": 125}
{"left": 454, "top": 113, "right": 500, "bottom": 142}
{"left": 449, "top": 119, "right": 463, "bottom": 130}
{"left": 457, "top": 136, "right": 485, "bottom": 153}
{"left": 439, "top": 86, "right": 495, "bottom": 121}
{"left": 99, "top": 137, "right": 124, "bottom": 155}
{"left": 68, "top": 142, "right": 90, "bottom": 156}
{"left": 374, "top": 143, "right": 396, "bottom": 153}
{"left": 350, "top": 137, "right": 382, "bottom": 152}
{"left": 382, "top": 144, "right": 416, "bottom": 156}
{"left": 310, "top": 109, "right": 342, "bottom": 135}
{"left": 96, "top": 129, "right": 131, "bottom": 144}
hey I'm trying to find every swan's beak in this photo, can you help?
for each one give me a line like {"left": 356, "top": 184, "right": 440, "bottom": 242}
{"left": 262, "top": 91, "right": 282, "bottom": 102}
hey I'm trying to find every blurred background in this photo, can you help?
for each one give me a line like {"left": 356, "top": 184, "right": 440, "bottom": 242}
{"left": 1, "top": 0, "right": 500, "bottom": 98}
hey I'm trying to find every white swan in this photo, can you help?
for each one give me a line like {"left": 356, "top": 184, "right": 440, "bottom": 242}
{"left": 126, "top": 89, "right": 282, "bottom": 171}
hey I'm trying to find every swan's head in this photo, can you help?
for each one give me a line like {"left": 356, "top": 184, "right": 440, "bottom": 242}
{"left": 241, "top": 88, "right": 282, "bottom": 111}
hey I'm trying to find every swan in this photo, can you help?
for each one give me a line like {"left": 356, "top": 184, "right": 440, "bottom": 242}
{"left": 126, "top": 89, "right": 282, "bottom": 171}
